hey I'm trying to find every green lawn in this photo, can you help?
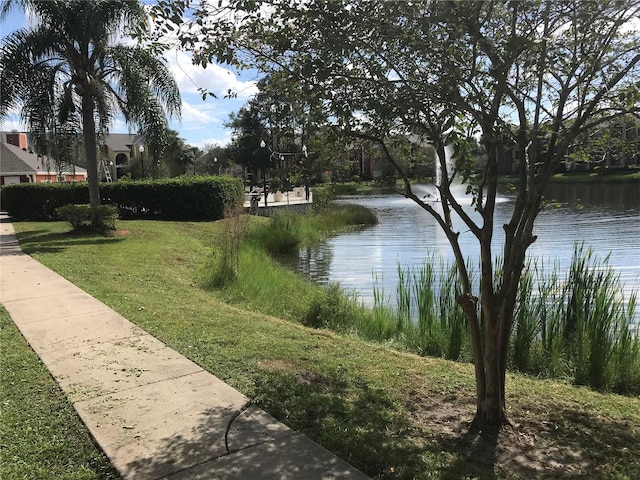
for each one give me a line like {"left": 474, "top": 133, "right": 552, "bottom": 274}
{"left": 6, "top": 218, "right": 640, "bottom": 479}
{"left": 0, "top": 307, "right": 121, "bottom": 480}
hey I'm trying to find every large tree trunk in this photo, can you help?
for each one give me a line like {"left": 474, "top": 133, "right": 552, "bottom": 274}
{"left": 459, "top": 297, "right": 508, "bottom": 427}
{"left": 81, "top": 94, "right": 100, "bottom": 208}
{"left": 477, "top": 308, "right": 509, "bottom": 425}
{"left": 461, "top": 276, "right": 510, "bottom": 426}
{"left": 471, "top": 210, "right": 536, "bottom": 427}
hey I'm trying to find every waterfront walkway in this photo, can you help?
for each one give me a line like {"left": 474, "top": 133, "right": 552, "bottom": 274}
{"left": 0, "top": 213, "right": 367, "bottom": 480}
{"left": 243, "top": 188, "right": 313, "bottom": 216}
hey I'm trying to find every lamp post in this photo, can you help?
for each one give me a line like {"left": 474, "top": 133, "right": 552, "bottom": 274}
{"left": 214, "top": 157, "right": 218, "bottom": 175}
{"left": 259, "top": 140, "right": 269, "bottom": 207}
{"left": 138, "top": 145, "right": 145, "bottom": 179}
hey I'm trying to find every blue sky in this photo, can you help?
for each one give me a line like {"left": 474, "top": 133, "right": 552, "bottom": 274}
{"left": 0, "top": 3, "right": 259, "bottom": 149}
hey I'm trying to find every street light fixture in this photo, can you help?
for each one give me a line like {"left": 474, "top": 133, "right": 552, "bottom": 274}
{"left": 138, "top": 145, "right": 145, "bottom": 179}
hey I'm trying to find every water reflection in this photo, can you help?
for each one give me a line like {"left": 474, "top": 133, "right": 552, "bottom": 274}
{"left": 291, "top": 183, "right": 640, "bottom": 320}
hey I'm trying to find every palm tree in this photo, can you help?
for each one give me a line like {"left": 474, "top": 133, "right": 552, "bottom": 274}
{"left": 0, "top": 0, "right": 181, "bottom": 211}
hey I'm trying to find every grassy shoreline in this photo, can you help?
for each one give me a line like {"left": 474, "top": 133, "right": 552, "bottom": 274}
{"left": 503, "top": 171, "right": 640, "bottom": 184}
{"left": 318, "top": 171, "right": 640, "bottom": 196}
{"left": 6, "top": 217, "right": 640, "bottom": 479}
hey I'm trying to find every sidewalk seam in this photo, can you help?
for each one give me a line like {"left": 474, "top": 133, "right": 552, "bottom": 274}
{"left": 71, "top": 368, "right": 207, "bottom": 406}
{"left": 224, "top": 400, "right": 252, "bottom": 454}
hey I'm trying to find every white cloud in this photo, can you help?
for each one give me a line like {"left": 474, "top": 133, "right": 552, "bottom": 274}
{"left": 192, "top": 131, "right": 234, "bottom": 149}
{"left": 167, "top": 49, "right": 259, "bottom": 98}
{"left": 108, "top": 118, "right": 129, "bottom": 133}
{"left": 170, "top": 93, "right": 255, "bottom": 145}
{"left": 0, "top": 114, "right": 26, "bottom": 132}
{"left": 181, "top": 100, "right": 218, "bottom": 124}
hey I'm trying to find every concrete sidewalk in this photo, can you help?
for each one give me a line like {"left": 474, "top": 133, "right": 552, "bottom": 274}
{"left": 0, "top": 214, "right": 369, "bottom": 480}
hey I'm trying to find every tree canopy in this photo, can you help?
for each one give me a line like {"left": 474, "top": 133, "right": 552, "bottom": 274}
{"left": 0, "top": 0, "right": 181, "bottom": 213}
{"left": 152, "top": 0, "right": 640, "bottom": 426}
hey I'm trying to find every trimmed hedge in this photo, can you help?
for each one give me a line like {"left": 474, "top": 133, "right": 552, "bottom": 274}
{"left": 0, "top": 176, "right": 244, "bottom": 221}
{"left": 0, "top": 182, "right": 88, "bottom": 220}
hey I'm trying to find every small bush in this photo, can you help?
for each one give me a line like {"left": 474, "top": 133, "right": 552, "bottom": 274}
{"left": 90, "top": 205, "right": 118, "bottom": 232}
{"left": 310, "top": 187, "right": 334, "bottom": 212}
{"left": 304, "top": 283, "right": 365, "bottom": 330}
{"left": 56, "top": 204, "right": 118, "bottom": 232}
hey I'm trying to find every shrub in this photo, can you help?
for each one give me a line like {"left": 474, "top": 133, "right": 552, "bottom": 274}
{"left": 310, "top": 187, "right": 334, "bottom": 212}
{"left": 56, "top": 204, "right": 118, "bottom": 232}
{"left": 103, "top": 176, "right": 244, "bottom": 220}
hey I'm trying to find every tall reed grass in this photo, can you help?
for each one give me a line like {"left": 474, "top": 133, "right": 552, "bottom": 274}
{"left": 249, "top": 211, "right": 303, "bottom": 254}
{"left": 374, "top": 244, "right": 639, "bottom": 394}
{"left": 203, "top": 205, "right": 377, "bottom": 329}
{"left": 514, "top": 245, "right": 640, "bottom": 393}
{"left": 371, "top": 258, "right": 470, "bottom": 360}
{"left": 200, "top": 206, "right": 250, "bottom": 287}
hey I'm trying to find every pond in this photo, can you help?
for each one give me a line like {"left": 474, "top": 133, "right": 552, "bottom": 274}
{"left": 289, "top": 183, "right": 640, "bottom": 321}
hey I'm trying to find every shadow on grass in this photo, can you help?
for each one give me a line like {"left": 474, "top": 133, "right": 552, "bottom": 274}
{"left": 246, "top": 368, "right": 498, "bottom": 479}
{"left": 440, "top": 402, "right": 640, "bottom": 479}
{"left": 541, "top": 406, "right": 640, "bottom": 475}
{"left": 441, "top": 423, "right": 501, "bottom": 480}
{"left": 15, "top": 230, "right": 124, "bottom": 254}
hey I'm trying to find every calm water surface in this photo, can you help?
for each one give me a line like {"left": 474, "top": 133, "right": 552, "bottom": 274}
{"left": 291, "top": 183, "right": 640, "bottom": 320}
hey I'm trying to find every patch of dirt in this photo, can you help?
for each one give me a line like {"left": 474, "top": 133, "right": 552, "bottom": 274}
{"left": 106, "top": 229, "right": 132, "bottom": 237}
{"left": 406, "top": 391, "right": 589, "bottom": 479}
{"left": 257, "top": 359, "right": 296, "bottom": 372}
{"left": 257, "top": 359, "right": 326, "bottom": 386}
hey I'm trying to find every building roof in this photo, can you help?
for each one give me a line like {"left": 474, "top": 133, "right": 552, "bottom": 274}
{"left": 103, "top": 133, "right": 139, "bottom": 152}
{"left": 0, "top": 140, "right": 37, "bottom": 175}
{"left": 0, "top": 132, "right": 87, "bottom": 176}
